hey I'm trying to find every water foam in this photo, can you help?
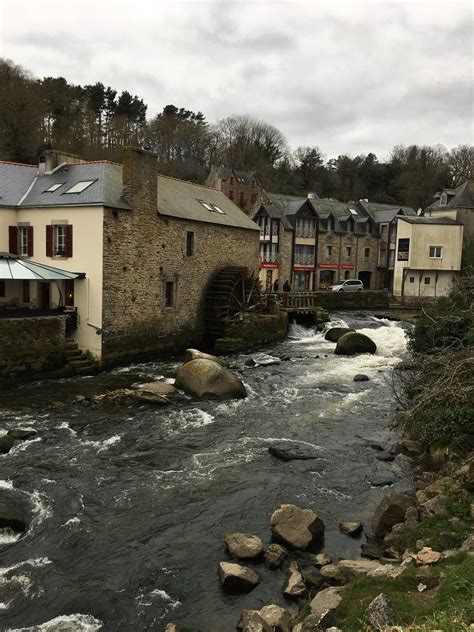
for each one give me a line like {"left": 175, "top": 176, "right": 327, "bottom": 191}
{"left": 7, "top": 613, "right": 103, "bottom": 631}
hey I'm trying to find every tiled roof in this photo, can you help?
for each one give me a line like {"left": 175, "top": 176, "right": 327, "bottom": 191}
{"left": 426, "top": 180, "right": 474, "bottom": 212}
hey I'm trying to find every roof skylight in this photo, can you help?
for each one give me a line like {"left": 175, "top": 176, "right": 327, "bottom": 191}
{"left": 200, "top": 201, "right": 214, "bottom": 211}
{"left": 43, "top": 183, "right": 64, "bottom": 193}
{"left": 63, "top": 180, "right": 96, "bottom": 194}
{"left": 212, "top": 205, "right": 225, "bottom": 214}
{"left": 349, "top": 208, "right": 358, "bottom": 215}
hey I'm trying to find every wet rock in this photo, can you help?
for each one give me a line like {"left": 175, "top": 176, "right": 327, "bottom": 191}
{"left": 324, "top": 327, "right": 355, "bottom": 342}
{"left": 371, "top": 493, "right": 416, "bottom": 537}
{"left": 361, "top": 540, "right": 385, "bottom": 560}
{"left": 375, "top": 451, "right": 396, "bottom": 462}
{"left": 339, "top": 521, "right": 363, "bottom": 537}
{"left": 268, "top": 442, "right": 322, "bottom": 462}
{"left": 245, "top": 353, "right": 281, "bottom": 367}
{"left": 283, "top": 561, "right": 306, "bottom": 599}
{"left": 133, "top": 382, "right": 176, "bottom": 405}
{"left": 0, "top": 428, "right": 37, "bottom": 454}
{"left": 264, "top": 543, "right": 288, "bottom": 568}
{"left": 369, "top": 471, "right": 394, "bottom": 487}
{"left": 310, "top": 587, "right": 342, "bottom": 622}
{"left": 301, "top": 565, "right": 324, "bottom": 589}
{"left": 176, "top": 359, "right": 247, "bottom": 399}
{"left": 218, "top": 561, "right": 260, "bottom": 593}
{"left": 225, "top": 533, "right": 263, "bottom": 560}
{"left": 7, "top": 428, "right": 37, "bottom": 441}
{"left": 353, "top": 374, "right": 370, "bottom": 382}
{"left": 0, "top": 487, "right": 31, "bottom": 536}
{"left": 364, "top": 593, "right": 393, "bottom": 629}
{"left": 0, "top": 432, "right": 15, "bottom": 454}
{"left": 335, "top": 332, "right": 377, "bottom": 356}
{"left": 184, "top": 348, "right": 224, "bottom": 365}
{"left": 416, "top": 547, "right": 441, "bottom": 565}
{"left": 238, "top": 610, "right": 272, "bottom": 632}
{"left": 270, "top": 504, "right": 325, "bottom": 550}
{"left": 313, "top": 552, "right": 332, "bottom": 567}
{"left": 259, "top": 604, "right": 294, "bottom": 631}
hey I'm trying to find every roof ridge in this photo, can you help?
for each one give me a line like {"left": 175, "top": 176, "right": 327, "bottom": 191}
{"left": 0, "top": 160, "right": 36, "bottom": 168}
{"left": 63, "top": 160, "right": 121, "bottom": 166}
{"left": 157, "top": 173, "right": 218, "bottom": 191}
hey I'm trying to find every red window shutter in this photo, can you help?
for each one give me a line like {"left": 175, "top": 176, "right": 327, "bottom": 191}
{"left": 46, "top": 225, "right": 53, "bottom": 257}
{"left": 65, "top": 225, "right": 73, "bottom": 257}
{"left": 8, "top": 226, "right": 18, "bottom": 255}
{"left": 27, "top": 226, "right": 34, "bottom": 257}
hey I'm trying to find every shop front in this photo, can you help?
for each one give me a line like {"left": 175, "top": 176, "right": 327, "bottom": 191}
{"left": 318, "top": 263, "right": 339, "bottom": 289}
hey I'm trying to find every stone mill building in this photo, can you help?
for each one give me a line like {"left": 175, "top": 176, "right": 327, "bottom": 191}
{"left": 0, "top": 148, "right": 260, "bottom": 367}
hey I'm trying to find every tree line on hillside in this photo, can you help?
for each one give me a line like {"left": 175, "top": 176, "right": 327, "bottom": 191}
{"left": 1, "top": 58, "right": 472, "bottom": 209}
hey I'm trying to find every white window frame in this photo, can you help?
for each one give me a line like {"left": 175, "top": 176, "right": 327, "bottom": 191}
{"left": 63, "top": 180, "right": 96, "bottom": 194}
{"left": 429, "top": 246, "right": 443, "bottom": 259}
{"left": 43, "top": 182, "right": 64, "bottom": 193}
{"left": 19, "top": 226, "right": 29, "bottom": 256}
{"left": 54, "top": 225, "right": 67, "bottom": 257}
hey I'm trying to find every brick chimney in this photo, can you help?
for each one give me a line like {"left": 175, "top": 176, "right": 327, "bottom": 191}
{"left": 122, "top": 146, "right": 158, "bottom": 211}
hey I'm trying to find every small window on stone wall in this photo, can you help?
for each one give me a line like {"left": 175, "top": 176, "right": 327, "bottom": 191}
{"left": 186, "top": 231, "right": 194, "bottom": 257}
{"left": 165, "top": 281, "right": 175, "bottom": 308}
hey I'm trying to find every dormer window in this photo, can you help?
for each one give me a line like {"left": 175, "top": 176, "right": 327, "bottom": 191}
{"left": 439, "top": 192, "right": 447, "bottom": 207}
{"left": 347, "top": 218, "right": 354, "bottom": 233}
{"left": 327, "top": 217, "right": 334, "bottom": 232}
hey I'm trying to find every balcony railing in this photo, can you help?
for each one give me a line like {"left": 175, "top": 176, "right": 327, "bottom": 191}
{"left": 295, "top": 227, "right": 316, "bottom": 238}
{"left": 294, "top": 254, "right": 315, "bottom": 265}
{"left": 259, "top": 225, "right": 278, "bottom": 239}
{"left": 260, "top": 252, "right": 280, "bottom": 263}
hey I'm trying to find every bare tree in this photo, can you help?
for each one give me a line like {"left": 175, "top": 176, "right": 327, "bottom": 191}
{"left": 448, "top": 144, "right": 474, "bottom": 186}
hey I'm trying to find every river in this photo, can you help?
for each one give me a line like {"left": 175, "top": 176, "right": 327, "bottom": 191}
{"left": 0, "top": 313, "right": 413, "bottom": 632}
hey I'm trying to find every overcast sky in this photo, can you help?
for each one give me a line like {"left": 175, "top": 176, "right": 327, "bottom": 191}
{"left": 1, "top": 0, "right": 472, "bottom": 160}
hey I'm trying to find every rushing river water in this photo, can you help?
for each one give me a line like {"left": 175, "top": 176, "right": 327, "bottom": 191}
{"left": 0, "top": 313, "right": 414, "bottom": 632}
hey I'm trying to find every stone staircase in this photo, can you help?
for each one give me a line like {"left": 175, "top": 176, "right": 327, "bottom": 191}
{"left": 65, "top": 340, "right": 97, "bottom": 375}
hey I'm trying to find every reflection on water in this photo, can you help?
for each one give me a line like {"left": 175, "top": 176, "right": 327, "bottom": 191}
{"left": 0, "top": 313, "right": 414, "bottom": 632}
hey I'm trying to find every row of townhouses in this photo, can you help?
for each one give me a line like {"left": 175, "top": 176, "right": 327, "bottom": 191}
{"left": 249, "top": 186, "right": 468, "bottom": 297}
{"left": 0, "top": 149, "right": 260, "bottom": 364}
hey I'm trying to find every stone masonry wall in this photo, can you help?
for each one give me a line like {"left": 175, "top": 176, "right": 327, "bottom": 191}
{"left": 0, "top": 316, "right": 66, "bottom": 378}
{"left": 102, "top": 149, "right": 259, "bottom": 364}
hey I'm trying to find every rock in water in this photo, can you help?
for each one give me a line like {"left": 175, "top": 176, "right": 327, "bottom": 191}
{"left": 339, "top": 521, "right": 363, "bottom": 537}
{"left": 335, "top": 332, "right": 377, "bottom": 355}
{"left": 258, "top": 605, "right": 293, "bottom": 631}
{"left": 218, "top": 562, "right": 260, "bottom": 593}
{"left": 353, "top": 374, "right": 370, "bottom": 382}
{"left": 268, "top": 441, "right": 322, "bottom": 461}
{"left": 184, "top": 348, "right": 224, "bottom": 365}
{"left": 225, "top": 533, "right": 263, "bottom": 560}
{"left": 283, "top": 561, "right": 306, "bottom": 599}
{"left": 264, "top": 543, "right": 288, "bottom": 568}
{"left": 364, "top": 593, "right": 393, "bottom": 629}
{"left": 371, "top": 493, "right": 416, "bottom": 537}
{"left": 324, "top": 327, "right": 355, "bottom": 342}
{"left": 238, "top": 611, "right": 272, "bottom": 632}
{"left": 270, "top": 503, "right": 324, "bottom": 550}
{"left": 133, "top": 382, "right": 176, "bottom": 405}
{"left": 175, "top": 359, "right": 247, "bottom": 399}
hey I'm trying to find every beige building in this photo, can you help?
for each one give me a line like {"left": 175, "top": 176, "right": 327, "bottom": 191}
{"left": 393, "top": 216, "right": 464, "bottom": 299}
{"left": 0, "top": 149, "right": 260, "bottom": 364}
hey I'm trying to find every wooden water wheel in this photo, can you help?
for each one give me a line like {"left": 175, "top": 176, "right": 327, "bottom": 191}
{"left": 204, "top": 266, "right": 263, "bottom": 337}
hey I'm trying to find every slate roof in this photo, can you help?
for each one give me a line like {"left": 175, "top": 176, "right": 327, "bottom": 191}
{"left": 398, "top": 216, "right": 463, "bottom": 226}
{"left": 357, "top": 200, "right": 415, "bottom": 221}
{"left": 0, "top": 160, "right": 258, "bottom": 231}
{"left": 0, "top": 161, "right": 130, "bottom": 210}
{"left": 217, "top": 167, "right": 256, "bottom": 184}
{"left": 426, "top": 180, "right": 474, "bottom": 212}
{"left": 157, "top": 176, "right": 259, "bottom": 231}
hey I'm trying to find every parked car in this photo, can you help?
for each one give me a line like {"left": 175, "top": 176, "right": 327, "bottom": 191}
{"left": 328, "top": 279, "right": 364, "bottom": 292}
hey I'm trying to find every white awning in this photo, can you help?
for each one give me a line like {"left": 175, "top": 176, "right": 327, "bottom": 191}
{"left": 0, "top": 252, "right": 85, "bottom": 280}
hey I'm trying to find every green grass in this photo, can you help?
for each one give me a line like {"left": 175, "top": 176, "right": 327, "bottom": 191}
{"left": 332, "top": 553, "right": 473, "bottom": 631}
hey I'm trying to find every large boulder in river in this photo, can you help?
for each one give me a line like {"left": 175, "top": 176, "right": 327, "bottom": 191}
{"left": 371, "top": 493, "right": 416, "bottom": 537}
{"left": 175, "top": 359, "right": 247, "bottom": 399}
{"left": 324, "top": 327, "right": 355, "bottom": 342}
{"left": 184, "top": 348, "right": 224, "bottom": 365}
{"left": 225, "top": 533, "right": 263, "bottom": 560}
{"left": 268, "top": 441, "right": 322, "bottom": 461}
{"left": 270, "top": 503, "right": 324, "bottom": 550}
{"left": 335, "top": 332, "right": 377, "bottom": 355}
{"left": 218, "top": 561, "right": 260, "bottom": 593}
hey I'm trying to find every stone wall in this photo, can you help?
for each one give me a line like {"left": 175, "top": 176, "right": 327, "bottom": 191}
{"left": 102, "top": 148, "right": 260, "bottom": 364}
{"left": 0, "top": 316, "right": 66, "bottom": 378}
{"left": 313, "top": 290, "right": 390, "bottom": 310}
{"left": 214, "top": 312, "right": 288, "bottom": 354}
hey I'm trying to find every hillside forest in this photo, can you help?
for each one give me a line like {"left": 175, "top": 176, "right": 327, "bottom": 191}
{"left": 1, "top": 58, "right": 472, "bottom": 209}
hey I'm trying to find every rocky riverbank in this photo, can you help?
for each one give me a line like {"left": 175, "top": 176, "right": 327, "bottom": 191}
{"left": 166, "top": 441, "right": 473, "bottom": 632}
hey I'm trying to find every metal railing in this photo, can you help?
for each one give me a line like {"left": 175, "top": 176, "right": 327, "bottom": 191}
{"left": 295, "top": 227, "right": 316, "bottom": 238}
{"left": 294, "top": 254, "right": 315, "bottom": 265}
{"left": 260, "top": 252, "right": 280, "bottom": 263}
